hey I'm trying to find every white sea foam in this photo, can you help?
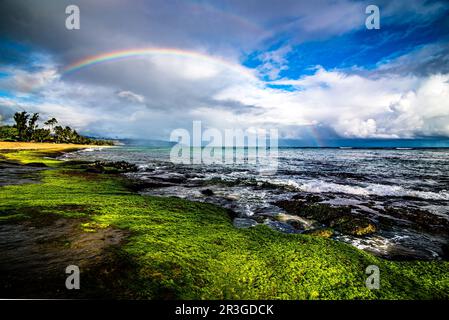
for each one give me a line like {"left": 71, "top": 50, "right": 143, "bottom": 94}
{"left": 137, "top": 164, "right": 151, "bottom": 171}
{"left": 266, "top": 179, "right": 449, "bottom": 200}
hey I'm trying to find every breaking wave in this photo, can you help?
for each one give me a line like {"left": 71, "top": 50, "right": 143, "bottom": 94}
{"left": 267, "top": 179, "right": 449, "bottom": 200}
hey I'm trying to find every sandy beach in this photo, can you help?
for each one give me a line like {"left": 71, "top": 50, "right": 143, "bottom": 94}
{"left": 0, "top": 141, "right": 107, "bottom": 151}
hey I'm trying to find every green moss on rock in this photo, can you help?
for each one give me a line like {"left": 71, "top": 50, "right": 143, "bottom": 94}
{"left": 275, "top": 201, "right": 377, "bottom": 236}
{"left": 304, "top": 228, "right": 334, "bottom": 238}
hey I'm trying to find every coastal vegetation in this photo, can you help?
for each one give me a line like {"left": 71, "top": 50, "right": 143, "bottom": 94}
{"left": 0, "top": 111, "right": 113, "bottom": 145}
{"left": 0, "top": 147, "right": 448, "bottom": 299}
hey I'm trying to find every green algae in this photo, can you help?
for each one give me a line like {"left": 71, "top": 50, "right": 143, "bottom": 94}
{"left": 0, "top": 149, "right": 448, "bottom": 299}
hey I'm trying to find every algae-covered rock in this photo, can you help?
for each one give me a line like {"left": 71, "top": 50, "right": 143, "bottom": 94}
{"left": 275, "top": 200, "right": 349, "bottom": 222}
{"left": 333, "top": 217, "right": 377, "bottom": 236}
{"left": 304, "top": 228, "right": 334, "bottom": 238}
{"left": 87, "top": 160, "right": 138, "bottom": 174}
{"left": 380, "top": 207, "right": 449, "bottom": 236}
{"left": 274, "top": 200, "right": 377, "bottom": 236}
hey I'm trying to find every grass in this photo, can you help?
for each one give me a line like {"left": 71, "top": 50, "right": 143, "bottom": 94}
{"left": 0, "top": 142, "right": 105, "bottom": 165}
{"left": 1, "top": 148, "right": 448, "bottom": 299}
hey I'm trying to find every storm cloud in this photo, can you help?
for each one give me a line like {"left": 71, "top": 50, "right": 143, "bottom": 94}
{"left": 1, "top": 0, "right": 448, "bottom": 140}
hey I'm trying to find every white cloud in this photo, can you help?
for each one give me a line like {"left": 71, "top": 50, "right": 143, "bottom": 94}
{"left": 117, "top": 90, "right": 145, "bottom": 104}
{"left": 256, "top": 45, "right": 291, "bottom": 80}
{"left": 0, "top": 66, "right": 58, "bottom": 93}
{"left": 215, "top": 68, "right": 449, "bottom": 138}
{"left": 2, "top": 52, "right": 449, "bottom": 140}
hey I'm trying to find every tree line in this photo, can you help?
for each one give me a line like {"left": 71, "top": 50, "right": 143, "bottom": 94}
{"left": 0, "top": 111, "right": 113, "bottom": 145}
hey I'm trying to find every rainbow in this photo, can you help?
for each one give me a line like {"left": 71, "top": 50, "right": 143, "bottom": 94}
{"left": 63, "top": 48, "right": 256, "bottom": 79}
{"left": 187, "top": 2, "right": 263, "bottom": 34}
{"left": 304, "top": 125, "right": 325, "bottom": 147}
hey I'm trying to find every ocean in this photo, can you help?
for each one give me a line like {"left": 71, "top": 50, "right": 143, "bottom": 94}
{"left": 63, "top": 147, "right": 449, "bottom": 260}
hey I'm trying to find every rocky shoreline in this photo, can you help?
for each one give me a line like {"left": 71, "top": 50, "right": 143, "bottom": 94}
{"left": 2, "top": 150, "right": 449, "bottom": 299}
{"left": 4, "top": 153, "right": 448, "bottom": 261}
{"left": 76, "top": 158, "right": 449, "bottom": 261}
{"left": 107, "top": 158, "right": 449, "bottom": 261}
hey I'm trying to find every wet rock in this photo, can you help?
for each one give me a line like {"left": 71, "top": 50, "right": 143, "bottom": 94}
{"left": 124, "top": 179, "right": 177, "bottom": 191}
{"left": 159, "top": 175, "right": 187, "bottom": 184}
{"left": 379, "top": 207, "right": 449, "bottom": 236}
{"left": 304, "top": 228, "right": 334, "bottom": 238}
{"left": 383, "top": 245, "right": 437, "bottom": 261}
{"left": 292, "top": 193, "right": 323, "bottom": 203}
{"left": 251, "top": 215, "right": 268, "bottom": 223}
{"left": 275, "top": 200, "right": 350, "bottom": 221}
{"left": 0, "top": 160, "right": 45, "bottom": 187}
{"left": 274, "top": 199, "right": 307, "bottom": 214}
{"left": 87, "top": 160, "right": 138, "bottom": 174}
{"left": 264, "top": 220, "right": 299, "bottom": 234}
{"left": 26, "top": 162, "right": 48, "bottom": 167}
{"left": 275, "top": 212, "right": 313, "bottom": 230}
{"left": 201, "top": 189, "right": 214, "bottom": 196}
{"left": 306, "top": 194, "right": 323, "bottom": 203}
{"left": 442, "top": 243, "right": 449, "bottom": 260}
{"left": 274, "top": 200, "right": 377, "bottom": 236}
{"left": 233, "top": 218, "right": 258, "bottom": 228}
{"left": 226, "top": 209, "right": 239, "bottom": 219}
{"left": 286, "top": 219, "right": 305, "bottom": 230}
{"left": 331, "top": 217, "right": 377, "bottom": 236}
{"left": 0, "top": 213, "right": 131, "bottom": 298}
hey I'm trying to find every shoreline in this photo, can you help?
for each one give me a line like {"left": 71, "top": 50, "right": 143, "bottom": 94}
{"left": 1, "top": 146, "right": 449, "bottom": 299}
{"left": 0, "top": 141, "right": 112, "bottom": 151}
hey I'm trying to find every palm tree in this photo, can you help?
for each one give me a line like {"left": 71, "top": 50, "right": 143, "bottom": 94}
{"left": 9, "top": 111, "right": 111, "bottom": 145}
{"left": 26, "top": 113, "right": 40, "bottom": 141}
{"left": 13, "top": 111, "right": 29, "bottom": 141}
{"left": 54, "top": 125, "right": 64, "bottom": 143}
{"left": 44, "top": 118, "right": 58, "bottom": 132}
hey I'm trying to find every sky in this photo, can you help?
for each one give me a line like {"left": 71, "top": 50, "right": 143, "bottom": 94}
{"left": 0, "top": 0, "right": 449, "bottom": 146}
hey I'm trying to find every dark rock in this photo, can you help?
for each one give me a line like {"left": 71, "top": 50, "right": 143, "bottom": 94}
{"left": 305, "top": 194, "right": 322, "bottom": 203}
{"left": 274, "top": 199, "right": 307, "bottom": 214}
{"left": 442, "top": 243, "right": 449, "bottom": 260}
{"left": 201, "top": 189, "right": 214, "bottom": 196}
{"left": 251, "top": 215, "right": 268, "bottom": 223}
{"left": 292, "top": 193, "right": 322, "bottom": 203}
{"left": 226, "top": 209, "right": 238, "bottom": 219}
{"left": 379, "top": 207, "right": 449, "bottom": 236}
{"left": 285, "top": 219, "right": 305, "bottom": 230}
{"left": 124, "top": 179, "right": 176, "bottom": 192}
{"left": 264, "top": 220, "right": 299, "bottom": 234}
{"left": 233, "top": 218, "right": 258, "bottom": 228}
{"left": 87, "top": 160, "right": 138, "bottom": 174}
{"left": 26, "top": 162, "right": 48, "bottom": 167}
